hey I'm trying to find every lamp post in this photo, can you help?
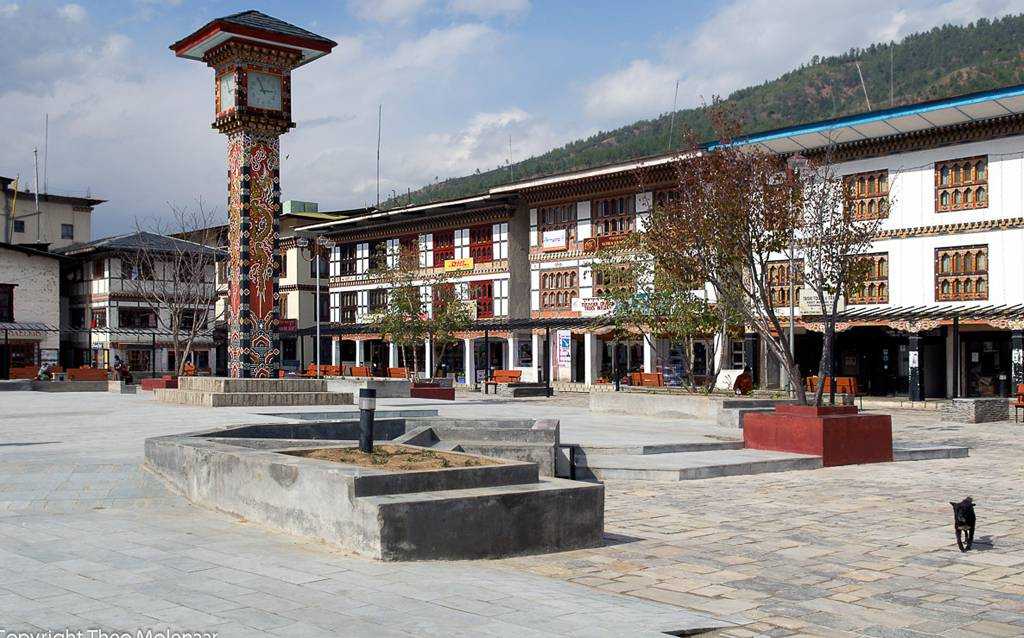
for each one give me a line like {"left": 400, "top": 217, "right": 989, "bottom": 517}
{"left": 785, "top": 152, "right": 809, "bottom": 397}
{"left": 358, "top": 388, "right": 377, "bottom": 453}
{"left": 297, "top": 236, "right": 336, "bottom": 376}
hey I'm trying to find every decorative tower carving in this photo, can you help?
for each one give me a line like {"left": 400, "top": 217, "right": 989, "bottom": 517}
{"left": 172, "top": 11, "right": 335, "bottom": 377}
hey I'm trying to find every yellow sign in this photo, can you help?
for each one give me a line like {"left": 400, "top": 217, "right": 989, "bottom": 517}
{"left": 443, "top": 257, "right": 474, "bottom": 272}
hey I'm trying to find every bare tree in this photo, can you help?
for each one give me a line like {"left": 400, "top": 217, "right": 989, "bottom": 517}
{"left": 647, "top": 105, "right": 882, "bottom": 405}
{"left": 122, "top": 201, "right": 224, "bottom": 376}
{"left": 797, "top": 155, "right": 884, "bottom": 405}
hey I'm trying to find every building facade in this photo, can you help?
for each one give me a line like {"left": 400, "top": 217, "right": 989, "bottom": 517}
{"left": 288, "top": 85, "right": 1024, "bottom": 397}
{"left": 1, "top": 177, "right": 104, "bottom": 250}
{"left": 58, "top": 232, "right": 221, "bottom": 376}
{"left": 0, "top": 243, "right": 63, "bottom": 376}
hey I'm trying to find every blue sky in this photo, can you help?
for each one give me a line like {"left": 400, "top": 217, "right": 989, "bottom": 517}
{"left": 3, "top": 0, "right": 1024, "bottom": 236}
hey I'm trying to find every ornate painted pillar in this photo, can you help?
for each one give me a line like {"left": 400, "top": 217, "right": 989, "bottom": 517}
{"left": 1012, "top": 329, "right": 1023, "bottom": 388}
{"left": 172, "top": 11, "right": 335, "bottom": 377}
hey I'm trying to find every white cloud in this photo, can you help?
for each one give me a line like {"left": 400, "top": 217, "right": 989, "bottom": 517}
{"left": 447, "top": 0, "right": 530, "bottom": 18}
{"left": 0, "top": 4, "right": 18, "bottom": 18}
{"left": 584, "top": 0, "right": 1024, "bottom": 122}
{"left": 58, "top": 3, "right": 86, "bottom": 22}
{"left": 348, "top": 0, "right": 429, "bottom": 23}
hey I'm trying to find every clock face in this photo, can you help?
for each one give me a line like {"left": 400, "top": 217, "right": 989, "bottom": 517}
{"left": 247, "top": 72, "right": 282, "bottom": 111}
{"left": 218, "top": 72, "right": 236, "bottom": 112}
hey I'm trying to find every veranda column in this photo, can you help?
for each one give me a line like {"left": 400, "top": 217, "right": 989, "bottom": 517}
{"left": 908, "top": 333, "right": 924, "bottom": 402}
{"left": 1011, "top": 330, "right": 1023, "bottom": 389}
{"left": 331, "top": 338, "right": 339, "bottom": 366}
{"left": 506, "top": 335, "right": 516, "bottom": 369}
{"left": 424, "top": 338, "right": 433, "bottom": 379}
{"left": 531, "top": 332, "right": 542, "bottom": 382}
{"left": 388, "top": 342, "right": 398, "bottom": 369}
{"left": 643, "top": 337, "right": 654, "bottom": 374}
{"left": 354, "top": 340, "right": 364, "bottom": 367}
{"left": 463, "top": 338, "right": 476, "bottom": 386}
{"left": 584, "top": 333, "right": 599, "bottom": 386}
{"left": 744, "top": 332, "right": 759, "bottom": 385}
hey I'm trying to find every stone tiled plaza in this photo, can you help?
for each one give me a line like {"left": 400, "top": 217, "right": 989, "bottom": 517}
{"left": 1, "top": 390, "right": 1022, "bottom": 637}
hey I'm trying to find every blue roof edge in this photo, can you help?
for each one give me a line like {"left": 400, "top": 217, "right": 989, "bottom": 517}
{"left": 705, "top": 83, "right": 1024, "bottom": 151}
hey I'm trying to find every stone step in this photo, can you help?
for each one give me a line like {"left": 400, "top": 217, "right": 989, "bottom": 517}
{"left": 430, "top": 426, "right": 555, "bottom": 443}
{"left": 153, "top": 389, "right": 352, "bottom": 407}
{"left": 576, "top": 449, "right": 823, "bottom": 481}
{"left": 893, "top": 443, "right": 970, "bottom": 461}
{"left": 574, "top": 441, "right": 743, "bottom": 458}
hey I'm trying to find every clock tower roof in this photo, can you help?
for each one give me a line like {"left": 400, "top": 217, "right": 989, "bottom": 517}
{"left": 170, "top": 10, "right": 336, "bottom": 67}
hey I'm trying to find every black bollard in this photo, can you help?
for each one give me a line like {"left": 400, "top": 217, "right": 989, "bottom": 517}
{"left": 358, "top": 388, "right": 377, "bottom": 453}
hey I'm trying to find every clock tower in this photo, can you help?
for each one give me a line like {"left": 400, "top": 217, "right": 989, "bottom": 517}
{"left": 171, "top": 11, "right": 335, "bottom": 378}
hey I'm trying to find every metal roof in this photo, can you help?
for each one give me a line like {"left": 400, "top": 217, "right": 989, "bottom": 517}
{"left": 56, "top": 231, "right": 226, "bottom": 257}
{"left": 715, "top": 83, "right": 1024, "bottom": 154}
{"left": 826, "top": 304, "right": 1024, "bottom": 321}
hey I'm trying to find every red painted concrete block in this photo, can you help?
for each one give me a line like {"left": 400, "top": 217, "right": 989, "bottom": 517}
{"left": 140, "top": 376, "right": 179, "bottom": 391}
{"left": 410, "top": 387, "right": 455, "bottom": 401}
{"left": 744, "top": 405, "right": 893, "bottom": 467}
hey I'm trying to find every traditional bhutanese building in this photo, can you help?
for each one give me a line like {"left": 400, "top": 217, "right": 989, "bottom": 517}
{"left": 295, "top": 83, "right": 1024, "bottom": 398}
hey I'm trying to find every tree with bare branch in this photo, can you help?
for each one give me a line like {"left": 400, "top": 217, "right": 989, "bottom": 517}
{"left": 121, "top": 202, "right": 225, "bottom": 376}
{"left": 646, "top": 104, "right": 880, "bottom": 405}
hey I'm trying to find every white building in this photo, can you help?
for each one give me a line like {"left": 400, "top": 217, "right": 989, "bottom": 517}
{"left": 0, "top": 242, "right": 63, "bottom": 375}
{"left": 57, "top": 232, "right": 222, "bottom": 375}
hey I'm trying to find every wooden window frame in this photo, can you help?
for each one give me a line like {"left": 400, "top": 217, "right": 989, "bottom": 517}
{"left": 935, "top": 156, "right": 988, "bottom": 213}
{"left": 468, "top": 280, "right": 494, "bottom": 318}
{"left": 0, "top": 284, "right": 14, "bottom": 323}
{"left": 764, "top": 259, "right": 804, "bottom": 308}
{"left": 844, "top": 169, "right": 889, "bottom": 220}
{"left": 593, "top": 195, "right": 636, "bottom": 238}
{"left": 847, "top": 252, "right": 889, "bottom": 305}
{"left": 593, "top": 264, "right": 632, "bottom": 297}
{"left": 935, "top": 244, "right": 988, "bottom": 301}
{"left": 469, "top": 225, "right": 493, "bottom": 263}
{"left": 433, "top": 231, "right": 454, "bottom": 267}
{"left": 539, "top": 267, "right": 578, "bottom": 311}
{"left": 538, "top": 203, "right": 577, "bottom": 245}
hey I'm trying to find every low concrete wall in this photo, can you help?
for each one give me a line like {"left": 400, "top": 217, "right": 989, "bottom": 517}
{"left": 145, "top": 428, "right": 602, "bottom": 561}
{"left": 178, "top": 377, "right": 329, "bottom": 393}
{"left": 327, "top": 377, "right": 410, "bottom": 398}
{"left": 590, "top": 390, "right": 798, "bottom": 422}
{"left": 31, "top": 381, "right": 108, "bottom": 392}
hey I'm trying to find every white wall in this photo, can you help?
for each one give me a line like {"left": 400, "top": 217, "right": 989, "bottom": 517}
{"left": 0, "top": 248, "right": 61, "bottom": 351}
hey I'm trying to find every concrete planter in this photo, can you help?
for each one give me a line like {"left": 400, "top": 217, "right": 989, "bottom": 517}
{"left": 744, "top": 405, "right": 893, "bottom": 467}
{"left": 144, "top": 419, "right": 602, "bottom": 560}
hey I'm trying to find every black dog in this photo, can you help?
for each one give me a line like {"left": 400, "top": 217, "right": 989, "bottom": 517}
{"left": 950, "top": 497, "right": 976, "bottom": 552}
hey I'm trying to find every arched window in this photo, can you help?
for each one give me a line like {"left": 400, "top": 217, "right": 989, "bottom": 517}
{"left": 941, "top": 255, "right": 950, "bottom": 273}
{"left": 867, "top": 200, "right": 876, "bottom": 216}
{"left": 963, "top": 252, "right": 973, "bottom": 273}
{"left": 954, "top": 190, "right": 962, "bottom": 206}
{"left": 867, "top": 283, "right": 876, "bottom": 298}
{"left": 868, "top": 175, "right": 876, "bottom": 194}
{"left": 941, "top": 192, "right": 949, "bottom": 207}
{"left": 878, "top": 283, "right": 887, "bottom": 299}
{"left": 953, "top": 254, "right": 961, "bottom": 273}
{"left": 978, "top": 278, "right": 987, "bottom": 294}
{"left": 941, "top": 165, "right": 950, "bottom": 186}
{"left": 977, "top": 252, "right": 986, "bottom": 271}
{"left": 964, "top": 280, "right": 973, "bottom": 294}
{"left": 976, "top": 161, "right": 985, "bottom": 181}
{"left": 976, "top": 187, "right": 986, "bottom": 203}
{"left": 953, "top": 280, "right": 961, "bottom": 295}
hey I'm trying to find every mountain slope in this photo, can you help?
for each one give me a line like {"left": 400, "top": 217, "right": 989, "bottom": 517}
{"left": 386, "top": 14, "right": 1024, "bottom": 208}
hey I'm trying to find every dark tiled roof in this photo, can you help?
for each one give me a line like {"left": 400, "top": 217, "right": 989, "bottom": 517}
{"left": 0, "top": 242, "right": 63, "bottom": 260}
{"left": 55, "top": 231, "right": 225, "bottom": 257}
{"left": 220, "top": 10, "right": 335, "bottom": 45}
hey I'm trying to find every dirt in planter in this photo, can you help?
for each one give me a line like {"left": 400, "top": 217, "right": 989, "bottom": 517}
{"left": 285, "top": 444, "right": 499, "bottom": 471}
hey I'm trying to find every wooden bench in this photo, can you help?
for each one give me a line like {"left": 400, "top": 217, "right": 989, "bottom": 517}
{"left": 306, "top": 364, "right": 341, "bottom": 377}
{"left": 67, "top": 366, "right": 110, "bottom": 382}
{"left": 806, "top": 376, "right": 862, "bottom": 407}
{"left": 482, "top": 370, "right": 522, "bottom": 394}
{"left": 1015, "top": 384, "right": 1024, "bottom": 423}
{"left": 641, "top": 372, "right": 665, "bottom": 387}
{"left": 388, "top": 367, "right": 409, "bottom": 379}
{"left": 349, "top": 366, "right": 371, "bottom": 378}
{"left": 8, "top": 366, "right": 39, "bottom": 380}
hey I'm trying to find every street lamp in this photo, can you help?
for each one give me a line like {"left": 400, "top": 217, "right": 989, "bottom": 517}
{"left": 297, "top": 235, "right": 336, "bottom": 376}
{"left": 785, "top": 152, "right": 809, "bottom": 397}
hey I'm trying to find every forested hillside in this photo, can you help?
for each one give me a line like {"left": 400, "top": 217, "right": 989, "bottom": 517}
{"left": 386, "top": 14, "right": 1024, "bottom": 208}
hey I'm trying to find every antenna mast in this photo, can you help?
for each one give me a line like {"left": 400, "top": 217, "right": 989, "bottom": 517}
{"left": 33, "top": 148, "right": 41, "bottom": 241}
{"left": 376, "top": 104, "right": 382, "bottom": 208}
{"left": 508, "top": 135, "right": 514, "bottom": 181}
{"left": 667, "top": 79, "right": 680, "bottom": 151}
{"left": 855, "top": 61, "right": 872, "bottom": 111}
{"left": 890, "top": 45, "right": 895, "bottom": 106}
{"left": 43, "top": 113, "right": 49, "bottom": 195}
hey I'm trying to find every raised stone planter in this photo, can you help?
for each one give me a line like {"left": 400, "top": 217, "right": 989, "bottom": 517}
{"left": 153, "top": 377, "right": 353, "bottom": 407}
{"left": 108, "top": 380, "right": 137, "bottom": 394}
{"left": 496, "top": 382, "right": 552, "bottom": 398}
{"left": 144, "top": 417, "right": 602, "bottom": 560}
{"left": 941, "top": 397, "right": 1009, "bottom": 423}
{"left": 744, "top": 405, "right": 893, "bottom": 467}
{"left": 591, "top": 390, "right": 795, "bottom": 422}
{"left": 140, "top": 376, "right": 178, "bottom": 391}
{"left": 410, "top": 382, "right": 455, "bottom": 400}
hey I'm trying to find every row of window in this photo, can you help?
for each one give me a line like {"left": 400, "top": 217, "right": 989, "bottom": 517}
{"left": 8, "top": 220, "right": 73, "bottom": 239}
{"left": 844, "top": 155, "right": 990, "bottom": 220}
{"left": 63, "top": 307, "right": 208, "bottom": 330}
{"left": 763, "top": 244, "right": 991, "bottom": 307}
{"left": 327, "top": 223, "right": 509, "bottom": 277}
{"left": 328, "top": 281, "right": 510, "bottom": 321}
{"left": 537, "top": 196, "right": 638, "bottom": 244}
